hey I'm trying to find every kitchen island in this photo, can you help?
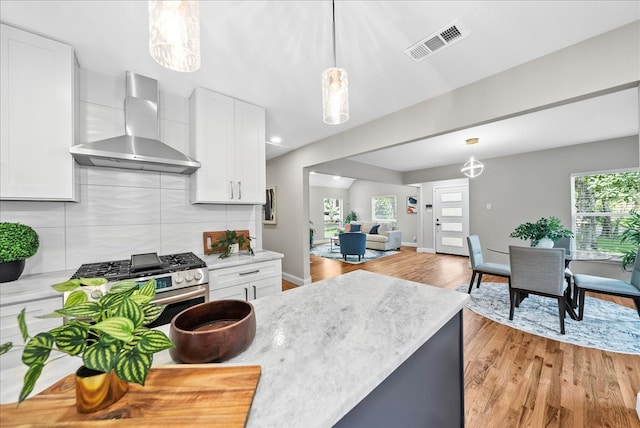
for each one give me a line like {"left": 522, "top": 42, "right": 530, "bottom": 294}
{"left": 1, "top": 270, "right": 469, "bottom": 427}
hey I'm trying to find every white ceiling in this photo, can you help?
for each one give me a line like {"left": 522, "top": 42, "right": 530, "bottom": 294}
{"left": 1, "top": 1, "right": 638, "bottom": 179}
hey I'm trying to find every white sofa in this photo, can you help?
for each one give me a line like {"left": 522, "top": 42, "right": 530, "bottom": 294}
{"left": 346, "top": 221, "right": 401, "bottom": 251}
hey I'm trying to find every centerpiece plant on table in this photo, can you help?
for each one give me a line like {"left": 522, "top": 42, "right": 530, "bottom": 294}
{"left": 510, "top": 216, "right": 573, "bottom": 247}
{"left": 0, "top": 277, "right": 173, "bottom": 411}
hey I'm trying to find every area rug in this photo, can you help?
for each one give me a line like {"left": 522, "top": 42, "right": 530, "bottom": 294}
{"left": 456, "top": 283, "right": 640, "bottom": 355}
{"left": 310, "top": 243, "right": 399, "bottom": 264}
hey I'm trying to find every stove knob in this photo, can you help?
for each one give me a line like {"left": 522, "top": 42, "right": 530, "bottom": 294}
{"left": 194, "top": 272, "right": 203, "bottom": 281}
{"left": 185, "top": 273, "right": 194, "bottom": 282}
{"left": 175, "top": 274, "right": 184, "bottom": 284}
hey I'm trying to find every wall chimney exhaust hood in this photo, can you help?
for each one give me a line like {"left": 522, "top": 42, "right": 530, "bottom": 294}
{"left": 70, "top": 72, "right": 200, "bottom": 175}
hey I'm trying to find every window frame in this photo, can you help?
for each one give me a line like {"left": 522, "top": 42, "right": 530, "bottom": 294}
{"left": 570, "top": 167, "right": 639, "bottom": 259}
{"left": 371, "top": 195, "right": 397, "bottom": 224}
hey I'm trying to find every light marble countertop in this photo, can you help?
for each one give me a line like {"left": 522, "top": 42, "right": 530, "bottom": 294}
{"left": 1, "top": 270, "right": 469, "bottom": 427}
{"left": 203, "top": 249, "right": 283, "bottom": 270}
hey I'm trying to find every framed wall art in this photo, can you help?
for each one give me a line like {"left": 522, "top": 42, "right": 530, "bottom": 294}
{"left": 263, "top": 186, "right": 277, "bottom": 224}
{"left": 407, "top": 196, "right": 418, "bottom": 214}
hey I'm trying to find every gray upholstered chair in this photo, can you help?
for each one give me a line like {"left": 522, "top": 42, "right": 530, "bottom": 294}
{"left": 554, "top": 237, "right": 575, "bottom": 302}
{"left": 466, "top": 235, "right": 510, "bottom": 294}
{"left": 508, "top": 246, "right": 568, "bottom": 334}
{"left": 339, "top": 232, "right": 367, "bottom": 261}
{"left": 573, "top": 248, "right": 640, "bottom": 320}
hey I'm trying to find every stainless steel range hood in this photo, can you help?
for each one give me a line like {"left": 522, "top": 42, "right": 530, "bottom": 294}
{"left": 70, "top": 72, "right": 200, "bottom": 175}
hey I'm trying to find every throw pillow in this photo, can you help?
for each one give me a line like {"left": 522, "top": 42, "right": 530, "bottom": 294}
{"left": 370, "top": 225, "right": 380, "bottom": 234}
{"left": 350, "top": 224, "right": 361, "bottom": 232}
{"left": 344, "top": 223, "right": 351, "bottom": 232}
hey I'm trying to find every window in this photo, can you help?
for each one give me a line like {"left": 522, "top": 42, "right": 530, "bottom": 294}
{"left": 323, "top": 198, "right": 341, "bottom": 238}
{"left": 571, "top": 169, "right": 639, "bottom": 258}
{"left": 372, "top": 195, "right": 397, "bottom": 223}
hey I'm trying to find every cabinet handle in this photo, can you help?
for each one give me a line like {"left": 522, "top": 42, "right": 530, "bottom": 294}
{"left": 230, "top": 181, "right": 234, "bottom": 199}
{"left": 252, "top": 285, "right": 257, "bottom": 300}
{"left": 239, "top": 269, "right": 260, "bottom": 276}
{"left": 238, "top": 181, "right": 242, "bottom": 199}
{"left": 244, "top": 287, "right": 248, "bottom": 301}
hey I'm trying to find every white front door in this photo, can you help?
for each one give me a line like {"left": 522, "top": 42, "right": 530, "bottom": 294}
{"left": 434, "top": 185, "right": 469, "bottom": 256}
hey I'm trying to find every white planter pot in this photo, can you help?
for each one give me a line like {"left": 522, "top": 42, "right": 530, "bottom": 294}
{"left": 532, "top": 237, "right": 554, "bottom": 248}
{"left": 230, "top": 243, "right": 240, "bottom": 254}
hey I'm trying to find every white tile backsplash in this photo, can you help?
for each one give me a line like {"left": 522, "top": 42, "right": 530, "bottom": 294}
{"left": 66, "top": 224, "right": 162, "bottom": 267}
{"left": 66, "top": 185, "right": 161, "bottom": 226}
{"left": 0, "top": 68, "right": 262, "bottom": 275}
{"left": 0, "top": 201, "right": 65, "bottom": 227}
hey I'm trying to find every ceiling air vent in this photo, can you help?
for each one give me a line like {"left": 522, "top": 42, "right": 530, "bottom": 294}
{"left": 405, "top": 20, "right": 469, "bottom": 63}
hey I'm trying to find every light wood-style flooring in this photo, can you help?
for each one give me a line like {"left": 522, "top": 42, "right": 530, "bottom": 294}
{"left": 282, "top": 246, "right": 640, "bottom": 428}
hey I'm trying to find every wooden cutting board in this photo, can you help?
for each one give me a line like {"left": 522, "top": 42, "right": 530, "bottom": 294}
{"left": 203, "top": 230, "right": 251, "bottom": 255}
{"left": 0, "top": 365, "right": 261, "bottom": 427}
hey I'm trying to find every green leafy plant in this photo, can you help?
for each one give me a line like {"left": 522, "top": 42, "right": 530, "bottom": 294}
{"left": 344, "top": 211, "right": 359, "bottom": 224}
{"left": 309, "top": 221, "right": 316, "bottom": 249}
{"left": 510, "top": 216, "right": 573, "bottom": 246}
{"left": 211, "top": 230, "right": 254, "bottom": 259}
{"left": 620, "top": 208, "right": 640, "bottom": 270}
{"left": 0, "top": 277, "right": 173, "bottom": 405}
{"left": 0, "top": 222, "right": 40, "bottom": 262}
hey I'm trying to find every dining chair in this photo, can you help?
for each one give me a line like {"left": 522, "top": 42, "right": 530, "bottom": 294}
{"left": 573, "top": 247, "right": 640, "bottom": 320}
{"left": 554, "top": 237, "right": 575, "bottom": 304}
{"left": 508, "top": 246, "right": 568, "bottom": 334}
{"left": 466, "top": 235, "right": 511, "bottom": 294}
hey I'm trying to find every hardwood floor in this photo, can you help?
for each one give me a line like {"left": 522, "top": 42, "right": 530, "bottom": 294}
{"left": 282, "top": 246, "right": 640, "bottom": 428}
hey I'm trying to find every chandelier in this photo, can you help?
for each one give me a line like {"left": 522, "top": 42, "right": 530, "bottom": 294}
{"left": 322, "top": 0, "right": 349, "bottom": 125}
{"left": 461, "top": 138, "right": 484, "bottom": 178}
{"left": 148, "top": 0, "right": 201, "bottom": 72}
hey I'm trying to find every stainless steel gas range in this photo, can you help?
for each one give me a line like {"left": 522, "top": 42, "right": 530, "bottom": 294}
{"left": 69, "top": 252, "right": 210, "bottom": 327}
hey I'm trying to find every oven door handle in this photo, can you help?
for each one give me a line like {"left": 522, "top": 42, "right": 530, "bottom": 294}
{"left": 152, "top": 286, "right": 208, "bottom": 306}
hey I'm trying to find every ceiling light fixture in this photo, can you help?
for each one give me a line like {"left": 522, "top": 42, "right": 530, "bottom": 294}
{"left": 148, "top": 0, "right": 201, "bottom": 72}
{"left": 461, "top": 138, "right": 484, "bottom": 178}
{"left": 322, "top": 0, "right": 349, "bottom": 125}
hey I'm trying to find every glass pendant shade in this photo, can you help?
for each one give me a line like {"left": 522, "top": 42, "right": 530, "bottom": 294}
{"left": 149, "top": 0, "right": 201, "bottom": 72}
{"left": 461, "top": 156, "right": 484, "bottom": 178}
{"left": 322, "top": 67, "right": 349, "bottom": 125}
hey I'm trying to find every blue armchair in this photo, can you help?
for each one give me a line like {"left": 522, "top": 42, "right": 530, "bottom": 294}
{"left": 339, "top": 232, "right": 367, "bottom": 261}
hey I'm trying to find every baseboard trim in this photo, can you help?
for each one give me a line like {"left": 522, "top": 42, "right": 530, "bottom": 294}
{"left": 402, "top": 242, "right": 418, "bottom": 247}
{"left": 282, "top": 271, "right": 311, "bottom": 286}
{"left": 417, "top": 247, "right": 435, "bottom": 253}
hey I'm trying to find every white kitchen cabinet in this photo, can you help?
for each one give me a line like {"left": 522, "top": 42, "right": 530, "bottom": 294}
{"left": 0, "top": 296, "right": 63, "bottom": 371}
{"left": 0, "top": 24, "right": 78, "bottom": 201}
{"left": 189, "top": 87, "right": 265, "bottom": 204}
{"left": 209, "top": 259, "right": 281, "bottom": 301}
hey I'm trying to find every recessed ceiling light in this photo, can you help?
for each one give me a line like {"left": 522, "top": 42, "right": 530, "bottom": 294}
{"left": 310, "top": 171, "right": 316, "bottom": 174}
{"left": 333, "top": 176, "right": 341, "bottom": 180}
{"left": 270, "top": 136, "right": 282, "bottom": 144}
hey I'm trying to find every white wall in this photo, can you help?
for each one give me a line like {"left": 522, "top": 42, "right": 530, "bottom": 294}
{"left": 0, "top": 69, "right": 261, "bottom": 276}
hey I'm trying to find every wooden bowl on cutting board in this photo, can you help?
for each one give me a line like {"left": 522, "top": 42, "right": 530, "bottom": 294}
{"left": 169, "top": 300, "right": 256, "bottom": 363}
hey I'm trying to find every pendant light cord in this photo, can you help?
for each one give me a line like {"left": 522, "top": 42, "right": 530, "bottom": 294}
{"left": 332, "top": 0, "right": 337, "bottom": 67}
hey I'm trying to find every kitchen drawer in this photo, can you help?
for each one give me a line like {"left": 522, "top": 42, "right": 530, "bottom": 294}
{"left": 1, "top": 296, "right": 63, "bottom": 371}
{"left": 209, "top": 259, "right": 281, "bottom": 288}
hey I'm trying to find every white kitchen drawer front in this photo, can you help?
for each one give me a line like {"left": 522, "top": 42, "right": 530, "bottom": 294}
{"left": 209, "top": 260, "right": 281, "bottom": 288}
{"left": 0, "top": 297, "right": 63, "bottom": 370}
{"left": 209, "top": 284, "right": 248, "bottom": 302}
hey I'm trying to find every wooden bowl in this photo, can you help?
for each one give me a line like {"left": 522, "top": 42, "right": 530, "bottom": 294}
{"left": 169, "top": 300, "right": 256, "bottom": 363}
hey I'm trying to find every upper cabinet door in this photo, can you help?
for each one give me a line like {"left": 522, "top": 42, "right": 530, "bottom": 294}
{"left": 189, "top": 87, "right": 265, "bottom": 204}
{"left": 234, "top": 100, "right": 265, "bottom": 204}
{"left": 0, "top": 24, "right": 77, "bottom": 201}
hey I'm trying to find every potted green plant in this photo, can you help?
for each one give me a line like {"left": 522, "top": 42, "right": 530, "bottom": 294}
{"left": 309, "top": 221, "right": 316, "bottom": 249}
{"left": 0, "top": 222, "right": 40, "bottom": 283}
{"left": 510, "top": 216, "right": 573, "bottom": 247}
{"left": 620, "top": 208, "right": 640, "bottom": 270}
{"left": 0, "top": 277, "right": 173, "bottom": 412}
{"left": 344, "top": 211, "right": 358, "bottom": 224}
{"left": 211, "top": 230, "right": 254, "bottom": 259}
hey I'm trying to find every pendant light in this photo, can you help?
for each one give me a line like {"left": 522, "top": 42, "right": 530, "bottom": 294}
{"left": 322, "top": 0, "right": 349, "bottom": 125}
{"left": 148, "top": 0, "right": 201, "bottom": 72}
{"left": 461, "top": 138, "right": 484, "bottom": 178}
